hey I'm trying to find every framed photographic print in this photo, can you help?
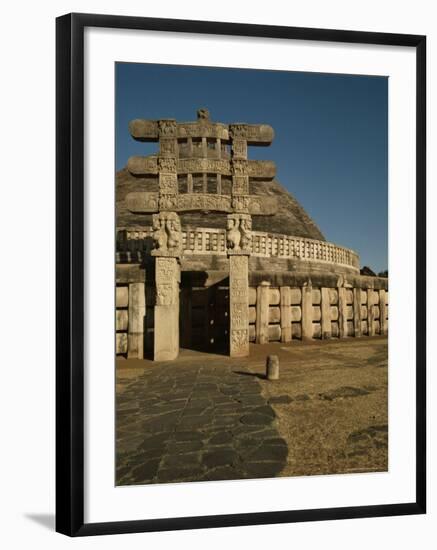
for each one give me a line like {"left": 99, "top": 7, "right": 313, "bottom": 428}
{"left": 56, "top": 13, "right": 426, "bottom": 536}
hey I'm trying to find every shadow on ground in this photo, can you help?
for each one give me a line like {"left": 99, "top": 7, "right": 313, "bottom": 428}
{"left": 116, "top": 360, "right": 287, "bottom": 485}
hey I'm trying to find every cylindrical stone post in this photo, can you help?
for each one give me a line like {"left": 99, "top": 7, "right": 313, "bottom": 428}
{"left": 127, "top": 282, "right": 146, "bottom": 359}
{"left": 266, "top": 355, "right": 279, "bottom": 380}
{"left": 256, "top": 281, "right": 270, "bottom": 345}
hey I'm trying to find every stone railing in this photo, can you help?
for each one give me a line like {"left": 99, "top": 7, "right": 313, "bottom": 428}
{"left": 116, "top": 227, "right": 360, "bottom": 269}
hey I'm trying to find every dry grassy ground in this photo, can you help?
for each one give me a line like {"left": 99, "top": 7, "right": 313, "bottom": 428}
{"left": 245, "top": 337, "right": 388, "bottom": 476}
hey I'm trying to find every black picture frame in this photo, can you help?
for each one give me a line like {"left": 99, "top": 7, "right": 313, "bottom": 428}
{"left": 56, "top": 12, "right": 426, "bottom": 537}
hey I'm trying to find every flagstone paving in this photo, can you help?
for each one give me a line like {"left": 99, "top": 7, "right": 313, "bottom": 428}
{"left": 116, "top": 358, "right": 287, "bottom": 485}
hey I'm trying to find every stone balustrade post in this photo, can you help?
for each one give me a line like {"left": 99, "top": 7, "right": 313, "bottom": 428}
{"left": 127, "top": 282, "right": 146, "bottom": 359}
{"left": 280, "top": 286, "right": 292, "bottom": 343}
{"left": 320, "top": 287, "right": 332, "bottom": 339}
{"left": 301, "top": 283, "right": 313, "bottom": 340}
{"left": 256, "top": 281, "right": 270, "bottom": 345}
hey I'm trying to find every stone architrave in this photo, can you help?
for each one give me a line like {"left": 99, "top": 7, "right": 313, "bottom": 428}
{"left": 154, "top": 256, "right": 180, "bottom": 361}
{"left": 229, "top": 253, "right": 250, "bottom": 357}
{"left": 320, "top": 287, "right": 332, "bottom": 339}
{"left": 280, "top": 286, "right": 292, "bottom": 343}
{"left": 256, "top": 281, "right": 270, "bottom": 345}
{"left": 301, "top": 283, "right": 313, "bottom": 340}
{"left": 125, "top": 191, "right": 278, "bottom": 215}
{"left": 338, "top": 286, "right": 348, "bottom": 338}
{"left": 128, "top": 282, "right": 146, "bottom": 359}
{"left": 353, "top": 288, "right": 362, "bottom": 337}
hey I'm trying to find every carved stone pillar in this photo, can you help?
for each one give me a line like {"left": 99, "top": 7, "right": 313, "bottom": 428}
{"left": 154, "top": 257, "right": 180, "bottom": 361}
{"left": 229, "top": 253, "right": 250, "bottom": 357}
{"left": 227, "top": 212, "right": 251, "bottom": 357}
{"left": 152, "top": 211, "right": 182, "bottom": 361}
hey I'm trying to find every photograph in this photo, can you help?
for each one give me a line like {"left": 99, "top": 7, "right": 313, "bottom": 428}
{"left": 114, "top": 62, "right": 389, "bottom": 486}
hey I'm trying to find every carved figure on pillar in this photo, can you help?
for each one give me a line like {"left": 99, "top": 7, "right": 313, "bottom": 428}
{"left": 226, "top": 217, "right": 241, "bottom": 251}
{"left": 152, "top": 212, "right": 182, "bottom": 256}
{"left": 226, "top": 213, "right": 252, "bottom": 253}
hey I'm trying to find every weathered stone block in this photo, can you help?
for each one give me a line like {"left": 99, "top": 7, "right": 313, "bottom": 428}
{"left": 116, "top": 264, "right": 146, "bottom": 284}
{"left": 268, "top": 288, "right": 280, "bottom": 305}
{"left": 290, "top": 288, "right": 302, "bottom": 305}
{"left": 361, "top": 320, "right": 368, "bottom": 334}
{"left": 329, "top": 288, "right": 338, "bottom": 305}
{"left": 116, "top": 333, "right": 128, "bottom": 355}
{"left": 347, "top": 320, "right": 355, "bottom": 337}
{"left": 312, "top": 322, "right": 321, "bottom": 339}
{"left": 269, "top": 307, "right": 281, "bottom": 323}
{"left": 345, "top": 289, "right": 354, "bottom": 304}
{"left": 249, "top": 306, "right": 256, "bottom": 324}
{"left": 312, "top": 288, "right": 321, "bottom": 305}
{"left": 116, "top": 310, "right": 128, "bottom": 331}
{"left": 292, "top": 323, "right": 302, "bottom": 339}
{"left": 330, "top": 306, "right": 339, "bottom": 321}
{"left": 268, "top": 325, "right": 281, "bottom": 341}
{"left": 331, "top": 322, "right": 339, "bottom": 338}
{"left": 312, "top": 306, "right": 321, "bottom": 322}
{"left": 291, "top": 306, "right": 302, "bottom": 322}
{"left": 248, "top": 287, "right": 257, "bottom": 305}
{"left": 360, "top": 305, "right": 368, "bottom": 319}
{"left": 116, "top": 286, "right": 129, "bottom": 308}
{"left": 249, "top": 325, "right": 256, "bottom": 341}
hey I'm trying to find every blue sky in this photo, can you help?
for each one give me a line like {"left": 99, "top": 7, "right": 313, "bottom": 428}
{"left": 116, "top": 63, "right": 388, "bottom": 273}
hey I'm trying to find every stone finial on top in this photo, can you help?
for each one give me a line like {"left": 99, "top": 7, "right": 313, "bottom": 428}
{"left": 197, "top": 108, "right": 210, "bottom": 121}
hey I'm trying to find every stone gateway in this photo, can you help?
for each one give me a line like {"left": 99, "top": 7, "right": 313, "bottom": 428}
{"left": 115, "top": 109, "right": 388, "bottom": 360}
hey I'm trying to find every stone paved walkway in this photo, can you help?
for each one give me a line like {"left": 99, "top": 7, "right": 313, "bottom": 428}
{"left": 116, "top": 358, "right": 287, "bottom": 485}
